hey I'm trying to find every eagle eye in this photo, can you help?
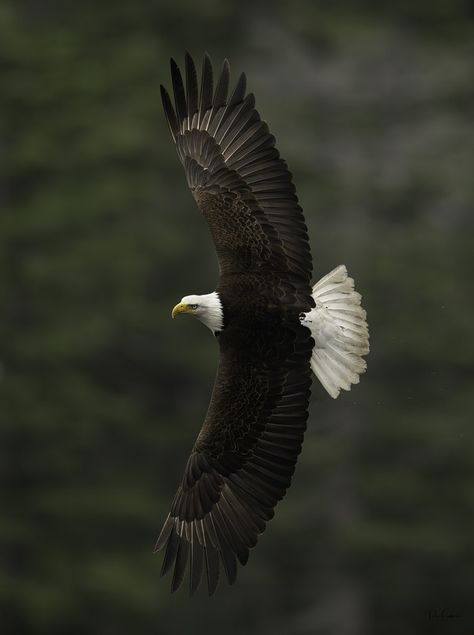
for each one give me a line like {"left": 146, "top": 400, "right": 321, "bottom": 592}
{"left": 189, "top": 303, "right": 198, "bottom": 310}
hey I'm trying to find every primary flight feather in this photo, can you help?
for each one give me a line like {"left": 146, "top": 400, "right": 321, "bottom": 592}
{"left": 156, "top": 52, "right": 369, "bottom": 595}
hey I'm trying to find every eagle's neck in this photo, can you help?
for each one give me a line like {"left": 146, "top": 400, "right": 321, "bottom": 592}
{"left": 197, "top": 292, "right": 224, "bottom": 334}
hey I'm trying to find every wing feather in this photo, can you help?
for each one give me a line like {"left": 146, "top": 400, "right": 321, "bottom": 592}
{"left": 189, "top": 531, "right": 204, "bottom": 594}
{"left": 160, "top": 85, "right": 179, "bottom": 140}
{"left": 198, "top": 52, "right": 213, "bottom": 128}
{"left": 210, "top": 59, "right": 230, "bottom": 122}
{"left": 185, "top": 51, "right": 199, "bottom": 127}
{"left": 170, "top": 58, "right": 187, "bottom": 129}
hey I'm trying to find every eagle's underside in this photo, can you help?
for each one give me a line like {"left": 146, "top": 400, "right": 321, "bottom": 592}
{"left": 156, "top": 52, "right": 369, "bottom": 595}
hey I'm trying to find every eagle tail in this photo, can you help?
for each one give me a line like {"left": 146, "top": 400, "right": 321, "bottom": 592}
{"left": 301, "top": 265, "right": 369, "bottom": 398}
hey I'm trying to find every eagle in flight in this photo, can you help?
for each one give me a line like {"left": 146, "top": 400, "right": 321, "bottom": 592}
{"left": 155, "top": 52, "right": 369, "bottom": 594}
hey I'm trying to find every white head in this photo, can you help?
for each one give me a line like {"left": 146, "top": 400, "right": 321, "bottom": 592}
{"left": 171, "top": 292, "right": 223, "bottom": 334}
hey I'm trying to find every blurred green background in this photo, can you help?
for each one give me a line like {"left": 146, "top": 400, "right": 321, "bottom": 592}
{"left": 1, "top": 1, "right": 473, "bottom": 633}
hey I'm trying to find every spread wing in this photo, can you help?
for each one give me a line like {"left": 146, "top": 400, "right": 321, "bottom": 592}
{"left": 155, "top": 321, "right": 313, "bottom": 594}
{"left": 160, "top": 52, "right": 313, "bottom": 308}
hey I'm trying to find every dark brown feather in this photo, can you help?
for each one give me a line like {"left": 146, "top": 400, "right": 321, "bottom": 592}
{"left": 185, "top": 51, "right": 198, "bottom": 124}
{"left": 198, "top": 53, "right": 213, "bottom": 127}
{"left": 189, "top": 534, "right": 204, "bottom": 595}
{"left": 170, "top": 58, "right": 187, "bottom": 130}
{"left": 160, "top": 85, "right": 179, "bottom": 140}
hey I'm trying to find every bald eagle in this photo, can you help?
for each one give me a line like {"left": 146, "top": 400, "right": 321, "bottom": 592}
{"left": 156, "top": 53, "right": 369, "bottom": 594}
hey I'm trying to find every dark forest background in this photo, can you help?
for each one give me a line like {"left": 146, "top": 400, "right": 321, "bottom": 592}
{"left": 1, "top": 1, "right": 473, "bottom": 634}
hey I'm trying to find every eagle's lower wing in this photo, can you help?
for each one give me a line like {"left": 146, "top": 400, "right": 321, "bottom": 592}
{"left": 161, "top": 53, "right": 313, "bottom": 300}
{"left": 155, "top": 321, "right": 313, "bottom": 594}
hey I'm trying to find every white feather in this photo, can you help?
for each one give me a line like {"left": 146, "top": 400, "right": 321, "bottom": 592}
{"left": 180, "top": 292, "right": 224, "bottom": 334}
{"left": 301, "top": 265, "right": 370, "bottom": 398}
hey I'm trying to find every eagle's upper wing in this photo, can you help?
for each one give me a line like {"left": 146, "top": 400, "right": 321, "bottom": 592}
{"left": 160, "top": 53, "right": 313, "bottom": 308}
{"left": 155, "top": 320, "right": 313, "bottom": 594}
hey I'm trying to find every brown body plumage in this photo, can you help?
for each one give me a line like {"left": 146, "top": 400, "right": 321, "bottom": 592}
{"left": 156, "top": 52, "right": 362, "bottom": 595}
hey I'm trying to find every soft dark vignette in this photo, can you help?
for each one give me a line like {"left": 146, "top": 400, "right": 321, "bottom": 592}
{"left": 1, "top": 1, "right": 473, "bottom": 634}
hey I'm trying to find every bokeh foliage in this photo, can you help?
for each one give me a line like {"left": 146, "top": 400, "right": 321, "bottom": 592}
{"left": 1, "top": 1, "right": 473, "bottom": 634}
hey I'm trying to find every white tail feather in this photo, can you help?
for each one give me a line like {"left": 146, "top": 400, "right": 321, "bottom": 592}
{"left": 302, "top": 265, "right": 369, "bottom": 398}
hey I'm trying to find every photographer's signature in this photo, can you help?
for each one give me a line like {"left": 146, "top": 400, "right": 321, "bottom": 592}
{"left": 427, "top": 608, "right": 461, "bottom": 621}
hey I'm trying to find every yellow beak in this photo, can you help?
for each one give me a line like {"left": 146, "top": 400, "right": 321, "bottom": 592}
{"left": 172, "top": 302, "right": 192, "bottom": 319}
